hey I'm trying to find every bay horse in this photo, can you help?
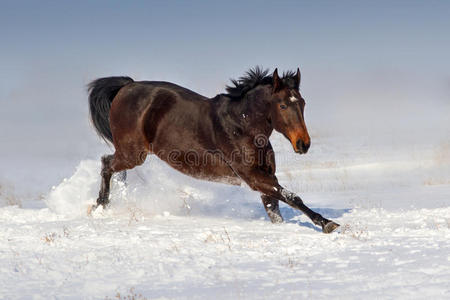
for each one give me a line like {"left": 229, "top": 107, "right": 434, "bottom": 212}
{"left": 87, "top": 67, "right": 339, "bottom": 233}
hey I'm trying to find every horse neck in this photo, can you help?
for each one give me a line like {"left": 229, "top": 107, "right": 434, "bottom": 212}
{"left": 234, "top": 85, "right": 274, "bottom": 137}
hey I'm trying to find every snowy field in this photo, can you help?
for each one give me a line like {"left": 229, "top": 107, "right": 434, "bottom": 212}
{"left": 2, "top": 1, "right": 450, "bottom": 297}
{"left": 0, "top": 131, "right": 449, "bottom": 299}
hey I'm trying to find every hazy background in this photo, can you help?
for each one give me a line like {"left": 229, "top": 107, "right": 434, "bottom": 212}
{"left": 0, "top": 0, "right": 449, "bottom": 197}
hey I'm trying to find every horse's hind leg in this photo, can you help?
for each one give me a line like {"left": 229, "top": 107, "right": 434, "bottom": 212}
{"left": 261, "top": 194, "right": 283, "bottom": 223}
{"left": 118, "top": 170, "right": 127, "bottom": 182}
{"left": 96, "top": 154, "right": 115, "bottom": 208}
{"left": 95, "top": 149, "right": 147, "bottom": 209}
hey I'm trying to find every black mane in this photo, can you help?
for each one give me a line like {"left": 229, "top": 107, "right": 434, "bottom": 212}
{"left": 225, "top": 66, "right": 297, "bottom": 98}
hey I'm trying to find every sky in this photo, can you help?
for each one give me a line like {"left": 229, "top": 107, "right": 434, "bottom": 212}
{"left": 0, "top": 0, "right": 449, "bottom": 193}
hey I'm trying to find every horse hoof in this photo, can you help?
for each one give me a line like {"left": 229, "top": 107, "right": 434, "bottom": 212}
{"left": 87, "top": 204, "right": 100, "bottom": 215}
{"left": 87, "top": 205, "right": 95, "bottom": 215}
{"left": 87, "top": 204, "right": 106, "bottom": 215}
{"left": 268, "top": 213, "right": 284, "bottom": 224}
{"left": 270, "top": 217, "right": 284, "bottom": 224}
{"left": 322, "top": 220, "right": 340, "bottom": 234}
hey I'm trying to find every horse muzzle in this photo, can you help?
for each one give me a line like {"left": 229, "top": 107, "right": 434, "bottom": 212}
{"left": 294, "top": 139, "right": 310, "bottom": 154}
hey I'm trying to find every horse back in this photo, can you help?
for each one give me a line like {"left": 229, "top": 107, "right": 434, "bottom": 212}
{"left": 110, "top": 81, "right": 215, "bottom": 152}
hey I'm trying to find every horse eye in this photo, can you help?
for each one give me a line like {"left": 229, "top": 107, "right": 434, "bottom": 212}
{"left": 280, "top": 104, "right": 287, "bottom": 110}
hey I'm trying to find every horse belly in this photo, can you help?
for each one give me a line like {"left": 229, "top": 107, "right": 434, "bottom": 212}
{"left": 154, "top": 150, "right": 242, "bottom": 186}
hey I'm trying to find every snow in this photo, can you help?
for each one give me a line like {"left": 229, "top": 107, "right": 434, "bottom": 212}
{"left": 0, "top": 133, "right": 449, "bottom": 299}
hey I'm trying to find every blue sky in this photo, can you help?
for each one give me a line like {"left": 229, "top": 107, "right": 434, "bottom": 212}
{"left": 1, "top": 1, "right": 449, "bottom": 92}
{"left": 0, "top": 0, "right": 449, "bottom": 157}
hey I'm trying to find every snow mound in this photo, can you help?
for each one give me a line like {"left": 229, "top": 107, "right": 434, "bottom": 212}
{"left": 45, "top": 160, "right": 100, "bottom": 216}
{"left": 45, "top": 157, "right": 263, "bottom": 219}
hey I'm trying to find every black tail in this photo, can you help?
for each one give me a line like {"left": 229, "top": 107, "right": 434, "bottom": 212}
{"left": 87, "top": 76, "right": 134, "bottom": 143}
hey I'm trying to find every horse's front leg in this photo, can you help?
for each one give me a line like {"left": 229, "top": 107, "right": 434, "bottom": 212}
{"left": 278, "top": 187, "right": 340, "bottom": 233}
{"left": 237, "top": 168, "right": 339, "bottom": 233}
{"left": 261, "top": 194, "right": 283, "bottom": 223}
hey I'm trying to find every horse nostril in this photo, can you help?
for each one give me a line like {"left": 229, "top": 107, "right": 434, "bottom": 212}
{"left": 296, "top": 139, "right": 310, "bottom": 153}
{"left": 304, "top": 142, "right": 310, "bottom": 152}
{"left": 296, "top": 139, "right": 304, "bottom": 153}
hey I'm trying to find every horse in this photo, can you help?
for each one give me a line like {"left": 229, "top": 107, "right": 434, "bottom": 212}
{"left": 87, "top": 67, "right": 340, "bottom": 233}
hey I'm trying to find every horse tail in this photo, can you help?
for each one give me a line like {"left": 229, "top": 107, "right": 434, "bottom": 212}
{"left": 87, "top": 76, "right": 134, "bottom": 144}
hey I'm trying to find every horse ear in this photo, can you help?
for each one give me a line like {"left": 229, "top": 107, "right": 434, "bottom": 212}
{"left": 272, "top": 68, "right": 282, "bottom": 93}
{"left": 295, "top": 68, "right": 301, "bottom": 90}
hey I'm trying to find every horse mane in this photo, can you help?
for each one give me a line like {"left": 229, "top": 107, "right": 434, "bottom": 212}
{"left": 225, "top": 66, "right": 297, "bottom": 99}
